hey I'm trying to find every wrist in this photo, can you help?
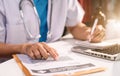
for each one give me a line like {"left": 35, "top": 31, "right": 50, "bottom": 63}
{"left": 12, "top": 44, "right": 23, "bottom": 54}
{"left": 17, "top": 43, "right": 33, "bottom": 54}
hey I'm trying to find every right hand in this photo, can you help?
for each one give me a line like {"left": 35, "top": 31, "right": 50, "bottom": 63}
{"left": 90, "top": 25, "right": 105, "bottom": 43}
{"left": 20, "top": 42, "right": 59, "bottom": 60}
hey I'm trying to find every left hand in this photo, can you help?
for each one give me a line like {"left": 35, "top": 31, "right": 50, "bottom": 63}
{"left": 20, "top": 42, "right": 59, "bottom": 60}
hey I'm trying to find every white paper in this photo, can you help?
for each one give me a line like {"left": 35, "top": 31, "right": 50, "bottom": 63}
{"left": 16, "top": 41, "right": 100, "bottom": 76}
{"left": 75, "top": 38, "right": 120, "bottom": 49}
{"left": 17, "top": 54, "right": 99, "bottom": 76}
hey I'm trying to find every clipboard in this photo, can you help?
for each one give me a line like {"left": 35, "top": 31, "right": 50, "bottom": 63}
{"left": 13, "top": 54, "right": 106, "bottom": 76}
{"left": 13, "top": 55, "right": 32, "bottom": 76}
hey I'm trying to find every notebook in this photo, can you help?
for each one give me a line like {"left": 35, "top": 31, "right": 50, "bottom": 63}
{"left": 72, "top": 39, "right": 120, "bottom": 61}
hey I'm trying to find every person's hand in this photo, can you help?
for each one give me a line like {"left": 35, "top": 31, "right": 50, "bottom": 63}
{"left": 90, "top": 25, "right": 105, "bottom": 43}
{"left": 20, "top": 42, "right": 59, "bottom": 60}
{"left": 77, "top": 25, "right": 91, "bottom": 41}
{"left": 68, "top": 23, "right": 91, "bottom": 41}
{"left": 67, "top": 22, "right": 105, "bottom": 43}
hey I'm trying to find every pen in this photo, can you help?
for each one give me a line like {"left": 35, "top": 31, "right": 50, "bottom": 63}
{"left": 89, "top": 18, "right": 98, "bottom": 42}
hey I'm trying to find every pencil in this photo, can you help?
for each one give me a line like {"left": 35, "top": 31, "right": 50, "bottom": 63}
{"left": 89, "top": 18, "right": 98, "bottom": 42}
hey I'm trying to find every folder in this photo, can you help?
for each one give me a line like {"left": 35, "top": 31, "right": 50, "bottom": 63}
{"left": 13, "top": 55, "right": 32, "bottom": 76}
{"left": 13, "top": 54, "right": 106, "bottom": 76}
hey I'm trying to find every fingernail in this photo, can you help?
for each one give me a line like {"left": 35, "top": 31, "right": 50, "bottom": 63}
{"left": 88, "top": 38, "right": 91, "bottom": 42}
{"left": 55, "top": 57, "right": 58, "bottom": 60}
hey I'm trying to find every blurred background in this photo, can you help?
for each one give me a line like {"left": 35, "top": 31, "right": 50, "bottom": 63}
{"left": 78, "top": 0, "right": 120, "bottom": 22}
{"left": 78, "top": 0, "right": 120, "bottom": 40}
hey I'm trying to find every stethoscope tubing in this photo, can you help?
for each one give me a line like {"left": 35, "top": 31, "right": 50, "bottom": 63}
{"left": 19, "top": 0, "right": 53, "bottom": 40}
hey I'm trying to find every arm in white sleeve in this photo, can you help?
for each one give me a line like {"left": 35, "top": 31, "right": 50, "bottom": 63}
{"left": 0, "top": 0, "right": 6, "bottom": 43}
{"left": 66, "top": 0, "right": 84, "bottom": 27}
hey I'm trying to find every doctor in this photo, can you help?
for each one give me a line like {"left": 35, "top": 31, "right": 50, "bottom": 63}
{"left": 0, "top": 0, "right": 105, "bottom": 60}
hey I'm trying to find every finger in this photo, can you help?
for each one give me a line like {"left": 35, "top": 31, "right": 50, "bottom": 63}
{"left": 93, "top": 31, "right": 104, "bottom": 39}
{"left": 37, "top": 43, "right": 49, "bottom": 60}
{"left": 91, "top": 28, "right": 105, "bottom": 42}
{"left": 93, "top": 25, "right": 105, "bottom": 36}
{"left": 41, "top": 42, "right": 59, "bottom": 60}
{"left": 31, "top": 45, "right": 42, "bottom": 59}
{"left": 91, "top": 32, "right": 105, "bottom": 43}
{"left": 51, "top": 48, "right": 59, "bottom": 56}
{"left": 95, "top": 29, "right": 105, "bottom": 39}
{"left": 27, "top": 48, "right": 35, "bottom": 59}
{"left": 35, "top": 43, "right": 48, "bottom": 59}
{"left": 92, "top": 28, "right": 101, "bottom": 36}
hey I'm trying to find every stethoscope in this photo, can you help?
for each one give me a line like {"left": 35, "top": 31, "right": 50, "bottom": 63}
{"left": 19, "top": 0, "right": 53, "bottom": 41}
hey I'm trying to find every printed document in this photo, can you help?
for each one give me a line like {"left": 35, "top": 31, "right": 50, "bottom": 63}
{"left": 15, "top": 41, "right": 105, "bottom": 76}
{"left": 16, "top": 54, "right": 100, "bottom": 76}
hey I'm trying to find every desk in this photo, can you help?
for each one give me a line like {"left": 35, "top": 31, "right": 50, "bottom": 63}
{"left": 0, "top": 37, "right": 120, "bottom": 76}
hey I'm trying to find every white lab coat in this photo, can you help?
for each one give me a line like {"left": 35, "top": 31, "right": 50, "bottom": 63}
{"left": 0, "top": 0, "right": 84, "bottom": 44}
